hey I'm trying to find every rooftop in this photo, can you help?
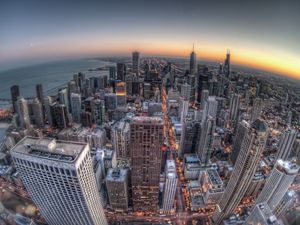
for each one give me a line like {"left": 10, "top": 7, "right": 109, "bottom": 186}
{"left": 11, "top": 136, "right": 86, "bottom": 162}
{"left": 106, "top": 168, "right": 128, "bottom": 182}
{"left": 276, "top": 159, "right": 299, "bottom": 174}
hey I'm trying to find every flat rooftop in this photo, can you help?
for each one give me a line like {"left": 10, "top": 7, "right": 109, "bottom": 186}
{"left": 11, "top": 136, "right": 86, "bottom": 162}
{"left": 106, "top": 168, "right": 128, "bottom": 182}
{"left": 276, "top": 159, "right": 299, "bottom": 174}
{"left": 131, "top": 116, "right": 163, "bottom": 124}
{"left": 166, "top": 160, "right": 176, "bottom": 179}
{"left": 207, "top": 169, "right": 223, "bottom": 185}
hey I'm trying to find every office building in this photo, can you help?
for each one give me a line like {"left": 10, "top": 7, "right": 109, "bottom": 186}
{"left": 197, "top": 117, "right": 216, "bottom": 165}
{"left": 11, "top": 137, "right": 108, "bottom": 225}
{"left": 130, "top": 117, "right": 163, "bottom": 212}
{"left": 256, "top": 159, "right": 298, "bottom": 210}
{"left": 228, "top": 93, "right": 240, "bottom": 124}
{"left": 244, "top": 202, "right": 281, "bottom": 225}
{"left": 94, "top": 99, "right": 105, "bottom": 125}
{"left": 189, "top": 44, "right": 197, "bottom": 75}
{"left": 105, "top": 93, "right": 117, "bottom": 111}
{"left": 180, "top": 83, "right": 191, "bottom": 101}
{"left": 180, "top": 118, "right": 201, "bottom": 157}
{"left": 132, "top": 51, "right": 140, "bottom": 76}
{"left": 224, "top": 50, "right": 231, "bottom": 78}
{"left": 44, "top": 96, "right": 53, "bottom": 126}
{"left": 112, "top": 121, "right": 130, "bottom": 160}
{"left": 162, "top": 160, "right": 177, "bottom": 213}
{"left": 250, "top": 98, "right": 263, "bottom": 122}
{"left": 244, "top": 171, "right": 265, "bottom": 198}
{"left": 11, "top": 85, "right": 20, "bottom": 112}
{"left": 116, "top": 81, "right": 126, "bottom": 107}
{"left": 275, "top": 128, "right": 297, "bottom": 161}
{"left": 213, "top": 119, "right": 268, "bottom": 224}
{"left": 36, "top": 84, "right": 44, "bottom": 104}
{"left": 273, "top": 190, "right": 297, "bottom": 218}
{"left": 70, "top": 93, "right": 81, "bottom": 123}
{"left": 200, "top": 89, "right": 209, "bottom": 110}
{"left": 31, "top": 98, "right": 44, "bottom": 128}
{"left": 16, "top": 97, "right": 31, "bottom": 129}
{"left": 106, "top": 168, "right": 129, "bottom": 211}
{"left": 117, "top": 63, "right": 126, "bottom": 81}
{"left": 201, "top": 169, "right": 224, "bottom": 205}
{"left": 51, "top": 103, "right": 69, "bottom": 129}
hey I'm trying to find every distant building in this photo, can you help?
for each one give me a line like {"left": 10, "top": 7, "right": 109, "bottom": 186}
{"left": 130, "top": 117, "right": 163, "bottom": 212}
{"left": 94, "top": 99, "right": 105, "bottom": 125}
{"left": 16, "top": 97, "right": 31, "bottom": 129}
{"left": 51, "top": 103, "right": 69, "bottom": 128}
{"left": 132, "top": 51, "right": 140, "bottom": 76}
{"left": 117, "top": 63, "right": 126, "bottom": 81}
{"left": 11, "top": 137, "right": 108, "bottom": 225}
{"left": 105, "top": 93, "right": 117, "bottom": 111}
{"left": 35, "top": 84, "right": 44, "bottom": 104}
{"left": 11, "top": 85, "right": 20, "bottom": 113}
{"left": 228, "top": 93, "right": 240, "bottom": 125}
{"left": 106, "top": 168, "right": 129, "bottom": 211}
{"left": 31, "top": 98, "right": 44, "bottom": 128}
{"left": 189, "top": 45, "right": 197, "bottom": 75}
{"left": 115, "top": 81, "right": 126, "bottom": 107}
{"left": 70, "top": 93, "right": 82, "bottom": 123}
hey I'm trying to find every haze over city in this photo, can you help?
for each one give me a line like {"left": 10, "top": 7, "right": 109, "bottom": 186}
{"left": 1, "top": 0, "right": 300, "bottom": 79}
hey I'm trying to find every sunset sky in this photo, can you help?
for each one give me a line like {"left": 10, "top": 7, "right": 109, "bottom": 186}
{"left": 1, "top": 0, "right": 300, "bottom": 79}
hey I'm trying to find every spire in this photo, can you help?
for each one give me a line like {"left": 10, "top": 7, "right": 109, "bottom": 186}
{"left": 193, "top": 43, "right": 194, "bottom": 52}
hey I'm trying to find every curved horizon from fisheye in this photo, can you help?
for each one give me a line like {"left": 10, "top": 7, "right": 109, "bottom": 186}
{"left": 1, "top": 0, "right": 300, "bottom": 79}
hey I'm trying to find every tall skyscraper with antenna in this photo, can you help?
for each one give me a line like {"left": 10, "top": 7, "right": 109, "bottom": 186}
{"left": 189, "top": 44, "right": 197, "bottom": 75}
{"left": 224, "top": 49, "right": 231, "bottom": 78}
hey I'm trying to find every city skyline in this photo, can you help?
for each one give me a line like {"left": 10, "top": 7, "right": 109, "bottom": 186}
{"left": 1, "top": 0, "right": 300, "bottom": 79}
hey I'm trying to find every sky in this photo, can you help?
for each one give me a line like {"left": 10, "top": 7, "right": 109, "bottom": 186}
{"left": 1, "top": 0, "right": 300, "bottom": 79}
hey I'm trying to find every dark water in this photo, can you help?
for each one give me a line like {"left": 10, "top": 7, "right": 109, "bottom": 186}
{"left": 0, "top": 59, "right": 112, "bottom": 99}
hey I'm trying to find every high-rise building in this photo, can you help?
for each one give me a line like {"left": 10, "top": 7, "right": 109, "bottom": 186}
{"left": 44, "top": 96, "right": 53, "bottom": 126}
{"left": 112, "top": 121, "right": 130, "bottom": 160}
{"left": 197, "top": 72, "right": 209, "bottom": 103}
{"left": 180, "top": 118, "right": 200, "bottom": 157}
{"left": 180, "top": 83, "right": 191, "bottom": 101}
{"left": 70, "top": 93, "right": 82, "bottom": 123}
{"left": 213, "top": 119, "right": 268, "bottom": 224}
{"left": 197, "top": 117, "right": 215, "bottom": 165}
{"left": 106, "top": 168, "right": 129, "bottom": 211}
{"left": 256, "top": 159, "right": 298, "bottom": 210}
{"left": 203, "top": 96, "right": 218, "bottom": 120}
{"left": 115, "top": 81, "right": 126, "bottom": 106}
{"left": 187, "top": 74, "right": 196, "bottom": 102}
{"left": 117, "top": 63, "right": 126, "bottom": 81}
{"left": 200, "top": 89, "right": 209, "bottom": 110}
{"left": 162, "top": 160, "right": 177, "bottom": 213}
{"left": 250, "top": 98, "right": 263, "bottom": 122}
{"left": 273, "top": 190, "right": 297, "bottom": 218}
{"left": 179, "top": 98, "right": 189, "bottom": 124}
{"left": 51, "top": 103, "right": 69, "bottom": 129}
{"left": 11, "top": 85, "right": 20, "bottom": 112}
{"left": 94, "top": 99, "right": 105, "bottom": 125}
{"left": 11, "top": 137, "right": 108, "bottom": 225}
{"left": 16, "top": 97, "right": 31, "bottom": 129}
{"left": 228, "top": 93, "right": 240, "bottom": 124}
{"left": 244, "top": 171, "right": 265, "bottom": 198}
{"left": 36, "top": 84, "right": 44, "bottom": 104}
{"left": 201, "top": 169, "right": 224, "bottom": 205}
{"left": 224, "top": 50, "right": 231, "bottom": 78}
{"left": 130, "top": 117, "right": 163, "bottom": 212}
{"left": 58, "top": 88, "right": 69, "bottom": 111}
{"left": 230, "top": 120, "right": 249, "bottom": 165}
{"left": 109, "top": 66, "right": 116, "bottom": 80}
{"left": 275, "top": 128, "right": 297, "bottom": 162}
{"left": 243, "top": 202, "right": 280, "bottom": 225}
{"left": 31, "top": 98, "right": 44, "bottom": 128}
{"left": 189, "top": 44, "right": 197, "bottom": 75}
{"left": 104, "top": 93, "right": 117, "bottom": 111}
{"left": 132, "top": 51, "right": 140, "bottom": 76}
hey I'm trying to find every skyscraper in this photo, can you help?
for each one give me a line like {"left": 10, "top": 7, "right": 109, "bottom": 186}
{"left": 112, "top": 121, "right": 130, "bottom": 160}
{"left": 94, "top": 99, "right": 105, "bottom": 125}
{"left": 189, "top": 44, "right": 197, "bottom": 75}
{"left": 31, "top": 98, "right": 44, "bottom": 128}
{"left": 200, "top": 89, "right": 209, "bottom": 110}
{"left": 117, "top": 63, "right": 126, "bottom": 81}
{"left": 10, "top": 85, "right": 20, "bottom": 112}
{"left": 132, "top": 51, "right": 140, "bottom": 76}
{"left": 115, "top": 81, "right": 126, "bottom": 107}
{"left": 162, "top": 160, "right": 177, "bottom": 213}
{"left": 224, "top": 49, "right": 231, "bottom": 78}
{"left": 275, "top": 128, "right": 297, "bottom": 162}
{"left": 70, "top": 93, "right": 82, "bottom": 123}
{"left": 58, "top": 88, "right": 69, "bottom": 110}
{"left": 213, "top": 119, "right": 268, "bottom": 224}
{"left": 250, "top": 98, "right": 263, "bottom": 122}
{"left": 44, "top": 96, "right": 53, "bottom": 126}
{"left": 11, "top": 137, "right": 108, "bottom": 225}
{"left": 256, "top": 159, "right": 298, "bottom": 210}
{"left": 228, "top": 93, "right": 240, "bottom": 125}
{"left": 16, "top": 97, "right": 31, "bottom": 129}
{"left": 197, "top": 117, "right": 215, "bottom": 165}
{"left": 244, "top": 202, "right": 280, "bottom": 225}
{"left": 51, "top": 103, "right": 69, "bottom": 128}
{"left": 180, "top": 83, "right": 191, "bottom": 101}
{"left": 130, "top": 117, "right": 163, "bottom": 212}
{"left": 36, "top": 84, "right": 44, "bottom": 104}
{"left": 106, "top": 168, "right": 129, "bottom": 211}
